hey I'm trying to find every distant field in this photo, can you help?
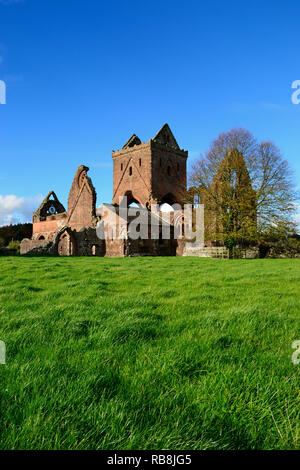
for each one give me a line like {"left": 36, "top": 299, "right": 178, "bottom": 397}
{"left": 0, "top": 256, "right": 299, "bottom": 450}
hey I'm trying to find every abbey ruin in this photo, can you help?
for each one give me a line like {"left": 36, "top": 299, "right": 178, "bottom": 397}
{"left": 20, "top": 124, "right": 258, "bottom": 258}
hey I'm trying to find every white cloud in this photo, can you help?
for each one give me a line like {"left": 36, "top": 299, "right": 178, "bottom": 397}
{"left": 0, "top": 194, "right": 43, "bottom": 226}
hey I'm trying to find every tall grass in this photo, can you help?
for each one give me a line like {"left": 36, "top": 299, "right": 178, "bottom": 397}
{"left": 0, "top": 257, "right": 299, "bottom": 449}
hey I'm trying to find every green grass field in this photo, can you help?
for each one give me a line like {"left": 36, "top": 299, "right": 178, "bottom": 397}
{"left": 0, "top": 256, "right": 299, "bottom": 450}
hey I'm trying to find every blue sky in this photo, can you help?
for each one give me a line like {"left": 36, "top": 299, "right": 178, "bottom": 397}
{"left": 0, "top": 0, "right": 300, "bottom": 225}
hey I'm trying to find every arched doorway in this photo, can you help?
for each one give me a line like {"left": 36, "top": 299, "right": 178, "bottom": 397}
{"left": 56, "top": 229, "right": 76, "bottom": 256}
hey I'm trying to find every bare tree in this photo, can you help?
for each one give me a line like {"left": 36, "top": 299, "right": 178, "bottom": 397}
{"left": 189, "top": 128, "right": 298, "bottom": 242}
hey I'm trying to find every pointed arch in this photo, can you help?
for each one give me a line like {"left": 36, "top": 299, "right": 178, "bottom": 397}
{"left": 160, "top": 193, "right": 177, "bottom": 205}
{"left": 121, "top": 190, "right": 143, "bottom": 207}
{"left": 53, "top": 226, "right": 77, "bottom": 256}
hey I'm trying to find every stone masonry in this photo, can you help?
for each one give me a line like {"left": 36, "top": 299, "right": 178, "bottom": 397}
{"left": 21, "top": 124, "right": 187, "bottom": 257}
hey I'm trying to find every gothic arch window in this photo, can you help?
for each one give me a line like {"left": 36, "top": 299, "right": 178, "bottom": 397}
{"left": 159, "top": 202, "right": 174, "bottom": 212}
{"left": 57, "top": 229, "right": 76, "bottom": 256}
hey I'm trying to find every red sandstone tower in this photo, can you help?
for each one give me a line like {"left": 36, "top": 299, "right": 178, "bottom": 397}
{"left": 112, "top": 124, "right": 188, "bottom": 207}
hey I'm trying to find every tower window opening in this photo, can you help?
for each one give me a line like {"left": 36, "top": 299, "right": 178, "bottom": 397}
{"left": 129, "top": 166, "right": 132, "bottom": 176}
{"left": 121, "top": 163, "right": 123, "bottom": 171}
{"left": 167, "top": 166, "right": 171, "bottom": 176}
{"left": 139, "top": 158, "right": 141, "bottom": 167}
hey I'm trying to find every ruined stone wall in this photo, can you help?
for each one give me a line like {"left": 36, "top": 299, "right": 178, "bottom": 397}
{"left": 232, "top": 246, "right": 259, "bottom": 259}
{"left": 32, "top": 213, "right": 68, "bottom": 240}
{"left": 74, "top": 228, "right": 106, "bottom": 257}
{"left": 68, "top": 183, "right": 97, "bottom": 231}
{"left": 183, "top": 243, "right": 229, "bottom": 258}
{"left": 183, "top": 242, "right": 260, "bottom": 259}
{"left": 21, "top": 228, "right": 106, "bottom": 257}
{"left": 67, "top": 165, "right": 97, "bottom": 230}
{"left": 176, "top": 239, "right": 185, "bottom": 256}
{"left": 105, "top": 238, "right": 125, "bottom": 257}
{"left": 20, "top": 238, "right": 54, "bottom": 255}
